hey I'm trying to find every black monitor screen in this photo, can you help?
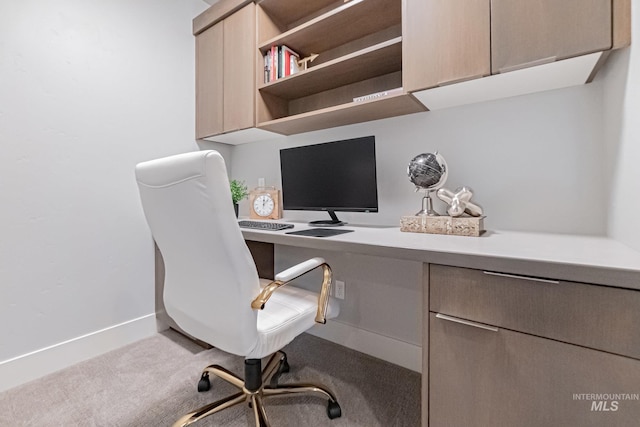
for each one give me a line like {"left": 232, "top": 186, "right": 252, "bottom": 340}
{"left": 280, "top": 136, "right": 378, "bottom": 213}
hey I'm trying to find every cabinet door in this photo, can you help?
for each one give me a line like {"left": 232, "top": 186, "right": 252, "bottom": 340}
{"left": 403, "top": 0, "right": 490, "bottom": 92}
{"left": 223, "top": 3, "right": 255, "bottom": 133}
{"left": 195, "top": 22, "right": 224, "bottom": 139}
{"left": 491, "top": 0, "right": 612, "bottom": 74}
{"left": 429, "top": 313, "right": 640, "bottom": 426}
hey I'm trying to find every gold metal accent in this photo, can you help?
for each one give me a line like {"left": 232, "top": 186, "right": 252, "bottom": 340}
{"left": 202, "top": 364, "right": 244, "bottom": 389}
{"left": 173, "top": 392, "right": 245, "bottom": 426}
{"left": 172, "top": 351, "right": 338, "bottom": 427}
{"left": 250, "top": 263, "right": 334, "bottom": 324}
{"left": 315, "top": 264, "right": 332, "bottom": 324}
{"left": 252, "top": 394, "right": 270, "bottom": 426}
{"left": 251, "top": 280, "right": 284, "bottom": 309}
{"left": 262, "top": 384, "right": 338, "bottom": 403}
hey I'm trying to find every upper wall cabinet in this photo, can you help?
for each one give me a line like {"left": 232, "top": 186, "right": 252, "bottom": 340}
{"left": 411, "top": 0, "right": 631, "bottom": 111}
{"left": 221, "top": 5, "right": 256, "bottom": 132}
{"left": 491, "top": 0, "right": 611, "bottom": 74}
{"left": 403, "top": 0, "right": 491, "bottom": 92}
{"left": 195, "top": 21, "right": 224, "bottom": 139}
{"left": 196, "top": 2, "right": 281, "bottom": 144}
{"left": 196, "top": 4, "right": 255, "bottom": 139}
{"left": 254, "top": 0, "right": 425, "bottom": 136}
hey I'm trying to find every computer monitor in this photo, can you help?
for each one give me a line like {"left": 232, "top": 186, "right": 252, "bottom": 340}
{"left": 279, "top": 136, "right": 378, "bottom": 226}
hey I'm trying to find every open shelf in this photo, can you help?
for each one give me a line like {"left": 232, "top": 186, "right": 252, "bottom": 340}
{"left": 254, "top": 0, "right": 409, "bottom": 138}
{"left": 258, "top": 0, "right": 400, "bottom": 55}
{"left": 257, "top": 93, "right": 426, "bottom": 135}
{"left": 259, "top": 37, "right": 402, "bottom": 99}
{"left": 257, "top": 0, "right": 338, "bottom": 28}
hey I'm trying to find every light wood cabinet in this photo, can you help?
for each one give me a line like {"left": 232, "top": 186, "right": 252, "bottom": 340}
{"left": 195, "top": 22, "right": 223, "bottom": 139}
{"left": 427, "top": 264, "right": 640, "bottom": 426}
{"left": 491, "top": 0, "right": 612, "bottom": 74}
{"left": 193, "top": 0, "right": 630, "bottom": 141}
{"left": 429, "top": 312, "right": 640, "bottom": 426}
{"left": 403, "top": 0, "right": 490, "bottom": 92}
{"left": 195, "top": 3, "right": 255, "bottom": 139}
{"left": 408, "top": 0, "right": 629, "bottom": 112}
{"left": 222, "top": 5, "right": 256, "bottom": 133}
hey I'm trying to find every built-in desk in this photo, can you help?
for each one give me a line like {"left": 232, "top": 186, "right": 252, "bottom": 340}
{"left": 157, "top": 223, "right": 640, "bottom": 425}
{"left": 243, "top": 223, "right": 640, "bottom": 426}
{"left": 241, "top": 224, "right": 640, "bottom": 289}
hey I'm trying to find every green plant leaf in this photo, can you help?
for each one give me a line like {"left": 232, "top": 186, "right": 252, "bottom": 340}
{"left": 230, "top": 179, "right": 249, "bottom": 204}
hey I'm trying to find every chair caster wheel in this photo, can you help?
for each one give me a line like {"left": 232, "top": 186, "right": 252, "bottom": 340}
{"left": 197, "top": 374, "right": 211, "bottom": 392}
{"left": 327, "top": 400, "right": 341, "bottom": 419}
{"left": 280, "top": 358, "right": 290, "bottom": 374}
{"left": 270, "top": 354, "right": 291, "bottom": 387}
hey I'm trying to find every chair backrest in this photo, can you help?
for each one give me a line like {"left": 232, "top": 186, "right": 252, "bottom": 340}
{"left": 135, "top": 150, "right": 260, "bottom": 356}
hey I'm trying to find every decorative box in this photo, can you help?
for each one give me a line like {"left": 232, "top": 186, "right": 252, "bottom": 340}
{"left": 400, "top": 215, "right": 485, "bottom": 237}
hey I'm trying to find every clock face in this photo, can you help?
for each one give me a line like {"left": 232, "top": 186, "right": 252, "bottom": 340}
{"left": 253, "top": 194, "right": 275, "bottom": 217}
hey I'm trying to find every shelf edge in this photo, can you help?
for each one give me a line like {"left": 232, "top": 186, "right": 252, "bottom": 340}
{"left": 257, "top": 93, "right": 427, "bottom": 135}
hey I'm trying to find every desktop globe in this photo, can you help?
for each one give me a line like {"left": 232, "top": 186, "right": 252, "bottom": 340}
{"left": 407, "top": 152, "right": 448, "bottom": 216}
{"left": 407, "top": 152, "right": 447, "bottom": 189}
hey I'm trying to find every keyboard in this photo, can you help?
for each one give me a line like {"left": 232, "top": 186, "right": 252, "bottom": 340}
{"left": 238, "top": 220, "right": 294, "bottom": 231}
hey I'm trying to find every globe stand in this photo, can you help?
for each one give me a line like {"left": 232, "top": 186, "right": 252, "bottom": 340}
{"left": 416, "top": 191, "right": 440, "bottom": 216}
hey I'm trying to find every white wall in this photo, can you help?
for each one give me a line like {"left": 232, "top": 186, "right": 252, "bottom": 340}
{"left": 602, "top": 7, "right": 640, "bottom": 252}
{"left": 232, "top": 83, "right": 606, "bottom": 235}
{"left": 0, "top": 0, "right": 207, "bottom": 380}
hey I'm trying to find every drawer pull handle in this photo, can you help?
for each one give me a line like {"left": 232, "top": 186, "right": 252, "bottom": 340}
{"left": 435, "top": 313, "right": 498, "bottom": 332}
{"left": 483, "top": 271, "right": 560, "bottom": 284}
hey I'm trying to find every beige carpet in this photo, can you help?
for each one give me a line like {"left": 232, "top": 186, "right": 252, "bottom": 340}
{"left": 0, "top": 329, "right": 421, "bottom": 426}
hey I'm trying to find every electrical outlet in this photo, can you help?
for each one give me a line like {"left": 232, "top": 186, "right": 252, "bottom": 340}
{"left": 334, "top": 280, "right": 346, "bottom": 300}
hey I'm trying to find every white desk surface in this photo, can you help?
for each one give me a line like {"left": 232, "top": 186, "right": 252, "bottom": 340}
{"left": 241, "top": 222, "right": 640, "bottom": 290}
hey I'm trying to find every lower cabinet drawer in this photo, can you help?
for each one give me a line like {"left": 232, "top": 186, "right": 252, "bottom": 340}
{"left": 429, "top": 264, "right": 640, "bottom": 359}
{"left": 429, "top": 312, "right": 640, "bottom": 427}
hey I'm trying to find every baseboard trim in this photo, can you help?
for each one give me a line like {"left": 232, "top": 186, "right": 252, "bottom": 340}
{"left": 0, "top": 313, "right": 157, "bottom": 393}
{"left": 307, "top": 320, "right": 422, "bottom": 373}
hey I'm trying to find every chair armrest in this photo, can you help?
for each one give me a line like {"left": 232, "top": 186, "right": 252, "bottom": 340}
{"left": 275, "top": 257, "right": 325, "bottom": 282}
{"left": 251, "top": 257, "right": 333, "bottom": 324}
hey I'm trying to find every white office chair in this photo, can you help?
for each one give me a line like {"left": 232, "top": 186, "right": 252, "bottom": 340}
{"left": 135, "top": 150, "right": 341, "bottom": 426}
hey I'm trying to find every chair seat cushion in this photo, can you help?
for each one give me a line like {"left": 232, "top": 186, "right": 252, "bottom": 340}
{"left": 248, "top": 279, "right": 339, "bottom": 359}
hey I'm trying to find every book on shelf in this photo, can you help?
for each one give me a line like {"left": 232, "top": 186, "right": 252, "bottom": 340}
{"left": 353, "top": 87, "right": 404, "bottom": 103}
{"left": 271, "top": 45, "right": 277, "bottom": 82}
{"left": 281, "top": 45, "right": 299, "bottom": 77}
{"left": 278, "top": 46, "right": 284, "bottom": 79}
{"left": 264, "top": 51, "right": 271, "bottom": 83}
{"left": 290, "top": 54, "right": 300, "bottom": 75}
{"left": 264, "top": 45, "right": 300, "bottom": 83}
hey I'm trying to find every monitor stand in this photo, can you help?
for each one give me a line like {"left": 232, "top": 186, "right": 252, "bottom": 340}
{"left": 309, "top": 210, "right": 345, "bottom": 227}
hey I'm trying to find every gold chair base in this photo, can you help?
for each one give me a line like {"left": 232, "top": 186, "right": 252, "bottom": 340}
{"left": 173, "top": 351, "right": 339, "bottom": 427}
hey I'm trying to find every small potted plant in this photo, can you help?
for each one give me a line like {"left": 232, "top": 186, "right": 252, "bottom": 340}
{"left": 230, "top": 179, "right": 248, "bottom": 217}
